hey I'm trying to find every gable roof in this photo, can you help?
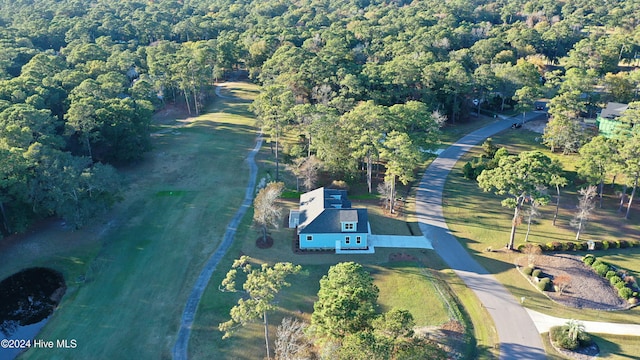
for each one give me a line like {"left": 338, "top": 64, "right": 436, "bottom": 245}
{"left": 298, "top": 187, "right": 368, "bottom": 234}
{"left": 600, "top": 102, "right": 628, "bottom": 120}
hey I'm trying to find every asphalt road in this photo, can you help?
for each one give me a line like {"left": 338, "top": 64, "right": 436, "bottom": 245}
{"left": 416, "top": 112, "right": 548, "bottom": 360}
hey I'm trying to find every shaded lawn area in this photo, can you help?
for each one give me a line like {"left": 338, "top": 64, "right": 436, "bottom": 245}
{"left": 190, "top": 254, "right": 458, "bottom": 360}
{"left": 441, "top": 127, "right": 640, "bottom": 350}
{"left": 16, "top": 82, "right": 261, "bottom": 359}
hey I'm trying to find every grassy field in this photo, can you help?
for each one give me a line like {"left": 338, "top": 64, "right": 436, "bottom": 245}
{"left": 5, "top": 82, "right": 261, "bottom": 359}
{"left": 441, "top": 126, "right": 640, "bottom": 354}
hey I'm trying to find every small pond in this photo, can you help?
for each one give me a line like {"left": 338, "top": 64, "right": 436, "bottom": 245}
{"left": 0, "top": 268, "right": 66, "bottom": 359}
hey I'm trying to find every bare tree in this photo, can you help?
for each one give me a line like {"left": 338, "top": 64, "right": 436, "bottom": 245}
{"left": 524, "top": 195, "right": 546, "bottom": 242}
{"left": 377, "top": 180, "right": 392, "bottom": 212}
{"left": 254, "top": 182, "right": 285, "bottom": 244}
{"left": 288, "top": 158, "right": 306, "bottom": 192}
{"left": 275, "top": 317, "right": 313, "bottom": 360}
{"left": 571, "top": 185, "right": 597, "bottom": 241}
{"left": 553, "top": 274, "right": 571, "bottom": 296}
{"left": 300, "top": 156, "right": 322, "bottom": 191}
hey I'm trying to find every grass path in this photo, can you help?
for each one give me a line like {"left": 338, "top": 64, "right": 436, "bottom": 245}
{"left": 172, "top": 85, "right": 262, "bottom": 358}
{"left": 14, "top": 82, "right": 260, "bottom": 359}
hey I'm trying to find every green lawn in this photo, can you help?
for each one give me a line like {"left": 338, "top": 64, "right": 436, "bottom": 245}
{"left": 441, "top": 127, "right": 640, "bottom": 355}
{"left": 188, "top": 176, "right": 463, "bottom": 359}
{"left": 542, "top": 332, "right": 640, "bottom": 360}
{"left": 13, "top": 82, "right": 261, "bottom": 359}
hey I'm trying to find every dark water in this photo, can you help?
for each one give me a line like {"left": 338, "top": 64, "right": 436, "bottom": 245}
{"left": 0, "top": 268, "right": 65, "bottom": 360}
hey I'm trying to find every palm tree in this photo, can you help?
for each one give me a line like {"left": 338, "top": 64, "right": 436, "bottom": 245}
{"left": 566, "top": 319, "right": 585, "bottom": 341}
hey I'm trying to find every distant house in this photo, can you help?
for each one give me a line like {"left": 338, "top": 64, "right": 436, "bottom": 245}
{"left": 289, "top": 187, "right": 370, "bottom": 251}
{"left": 598, "top": 102, "right": 629, "bottom": 138}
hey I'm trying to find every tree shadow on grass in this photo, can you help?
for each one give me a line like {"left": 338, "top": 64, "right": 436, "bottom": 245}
{"left": 590, "top": 334, "right": 624, "bottom": 358}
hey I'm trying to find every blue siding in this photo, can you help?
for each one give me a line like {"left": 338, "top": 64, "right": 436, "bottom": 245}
{"left": 300, "top": 232, "right": 368, "bottom": 249}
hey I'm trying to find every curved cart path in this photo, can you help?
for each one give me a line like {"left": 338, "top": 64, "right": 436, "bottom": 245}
{"left": 416, "top": 114, "right": 547, "bottom": 359}
{"left": 172, "top": 86, "right": 263, "bottom": 360}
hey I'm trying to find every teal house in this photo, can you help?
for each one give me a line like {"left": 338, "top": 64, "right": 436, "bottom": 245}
{"left": 290, "top": 187, "right": 370, "bottom": 251}
{"left": 598, "top": 102, "right": 629, "bottom": 138}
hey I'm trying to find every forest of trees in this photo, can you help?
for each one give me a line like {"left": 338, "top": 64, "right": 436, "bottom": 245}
{"left": 1, "top": 0, "right": 640, "bottom": 236}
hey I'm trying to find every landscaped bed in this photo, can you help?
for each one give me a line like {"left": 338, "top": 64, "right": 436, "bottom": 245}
{"left": 518, "top": 254, "right": 630, "bottom": 310}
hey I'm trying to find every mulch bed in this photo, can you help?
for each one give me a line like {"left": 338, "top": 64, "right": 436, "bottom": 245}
{"left": 528, "top": 254, "right": 628, "bottom": 310}
{"left": 389, "top": 252, "right": 419, "bottom": 262}
{"left": 255, "top": 236, "right": 274, "bottom": 249}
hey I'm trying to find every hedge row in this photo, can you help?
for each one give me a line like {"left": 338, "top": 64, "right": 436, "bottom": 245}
{"left": 517, "top": 239, "right": 640, "bottom": 253}
{"left": 582, "top": 254, "right": 639, "bottom": 303}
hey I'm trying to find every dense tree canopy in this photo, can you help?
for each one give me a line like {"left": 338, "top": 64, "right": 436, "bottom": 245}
{"left": 1, "top": 0, "right": 640, "bottom": 236}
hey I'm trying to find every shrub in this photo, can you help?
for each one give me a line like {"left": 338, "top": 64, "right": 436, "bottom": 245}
{"left": 583, "top": 255, "right": 596, "bottom": 266}
{"left": 629, "top": 297, "right": 638, "bottom": 305}
{"left": 522, "top": 266, "right": 534, "bottom": 276}
{"left": 602, "top": 240, "right": 610, "bottom": 250}
{"left": 634, "top": 292, "right": 639, "bottom": 298}
{"left": 550, "top": 326, "right": 578, "bottom": 351}
{"left": 610, "top": 276, "right": 623, "bottom": 286}
{"left": 612, "top": 240, "right": 621, "bottom": 249}
{"left": 592, "top": 241, "right": 603, "bottom": 250}
{"left": 532, "top": 269, "right": 542, "bottom": 278}
{"left": 517, "top": 244, "right": 526, "bottom": 252}
{"left": 605, "top": 271, "right": 617, "bottom": 280}
{"left": 565, "top": 242, "right": 576, "bottom": 251}
{"left": 619, "top": 287, "right": 634, "bottom": 300}
{"left": 574, "top": 242, "right": 583, "bottom": 251}
{"left": 591, "top": 259, "right": 605, "bottom": 269}
{"left": 560, "top": 242, "right": 569, "bottom": 251}
{"left": 615, "top": 281, "right": 626, "bottom": 290}
{"left": 619, "top": 240, "right": 629, "bottom": 248}
{"left": 538, "top": 278, "right": 551, "bottom": 291}
{"left": 462, "top": 162, "right": 475, "bottom": 180}
{"left": 594, "top": 264, "right": 610, "bottom": 277}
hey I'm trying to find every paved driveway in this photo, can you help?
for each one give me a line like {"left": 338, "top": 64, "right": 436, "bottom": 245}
{"left": 370, "top": 234, "right": 433, "bottom": 249}
{"left": 416, "top": 114, "right": 548, "bottom": 360}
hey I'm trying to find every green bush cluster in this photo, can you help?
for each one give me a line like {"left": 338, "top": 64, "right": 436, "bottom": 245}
{"left": 594, "top": 263, "right": 611, "bottom": 277}
{"left": 582, "top": 255, "right": 596, "bottom": 266}
{"left": 538, "top": 278, "right": 551, "bottom": 291}
{"left": 522, "top": 266, "right": 534, "bottom": 276}
{"left": 619, "top": 287, "right": 634, "bottom": 300}
{"left": 532, "top": 269, "right": 542, "bottom": 278}
{"left": 518, "top": 238, "right": 639, "bottom": 254}
{"left": 550, "top": 326, "right": 592, "bottom": 351}
{"left": 582, "top": 254, "right": 639, "bottom": 302}
{"left": 610, "top": 276, "right": 623, "bottom": 286}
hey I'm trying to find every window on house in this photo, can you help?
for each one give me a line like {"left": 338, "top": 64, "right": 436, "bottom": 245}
{"left": 345, "top": 236, "right": 350, "bottom": 244}
{"left": 356, "top": 236, "right": 361, "bottom": 244}
{"left": 306, "top": 235, "right": 313, "bottom": 241}
{"left": 344, "top": 223, "right": 354, "bottom": 230}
